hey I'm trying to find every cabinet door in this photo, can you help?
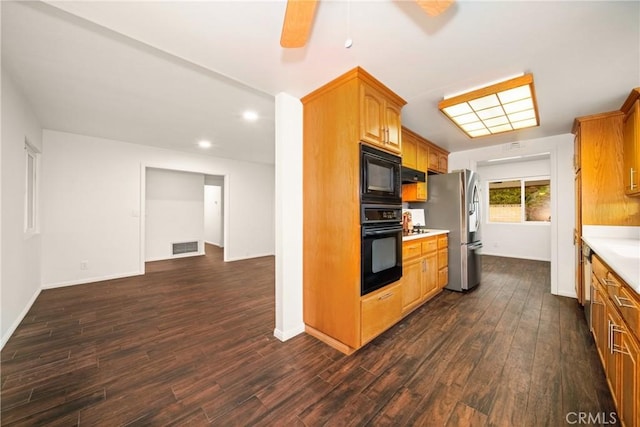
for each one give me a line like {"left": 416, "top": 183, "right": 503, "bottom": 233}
{"left": 360, "top": 84, "right": 386, "bottom": 149}
{"left": 620, "top": 333, "right": 639, "bottom": 427}
{"left": 401, "top": 258, "right": 423, "bottom": 314}
{"left": 402, "top": 134, "right": 418, "bottom": 168}
{"left": 385, "top": 103, "right": 402, "bottom": 155}
{"left": 428, "top": 148, "right": 439, "bottom": 171}
{"left": 438, "top": 267, "right": 448, "bottom": 289}
{"left": 606, "top": 303, "right": 623, "bottom": 407}
{"left": 438, "top": 152, "right": 448, "bottom": 173}
{"left": 422, "top": 252, "right": 438, "bottom": 298}
{"left": 591, "top": 278, "right": 607, "bottom": 365}
{"left": 623, "top": 99, "right": 640, "bottom": 196}
{"left": 416, "top": 182, "right": 427, "bottom": 201}
{"left": 417, "top": 143, "right": 429, "bottom": 172}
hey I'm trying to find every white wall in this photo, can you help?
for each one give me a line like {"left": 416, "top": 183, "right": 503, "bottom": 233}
{"left": 145, "top": 168, "right": 205, "bottom": 261}
{"left": 477, "top": 158, "right": 551, "bottom": 261}
{"left": 204, "top": 184, "right": 222, "bottom": 246}
{"left": 1, "top": 69, "right": 43, "bottom": 346}
{"left": 41, "top": 130, "right": 275, "bottom": 288}
{"left": 449, "top": 134, "right": 575, "bottom": 298}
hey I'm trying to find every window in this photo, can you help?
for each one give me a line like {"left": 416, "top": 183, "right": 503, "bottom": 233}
{"left": 24, "top": 142, "right": 39, "bottom": 234}
{"left": 488, "top": 177, "right": 550, "bottom": 223}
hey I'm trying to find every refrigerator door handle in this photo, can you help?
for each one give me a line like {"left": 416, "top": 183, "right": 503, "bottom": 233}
{"left": 468, "top": 242, "right": 483, "bottom": 250}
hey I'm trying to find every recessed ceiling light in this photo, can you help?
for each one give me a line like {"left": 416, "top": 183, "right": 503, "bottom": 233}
{"left": 243, "top": 110, "right": 259, "bottom": 121}
{"left": 198, "top": 140, "right": 212, "bottom": 149}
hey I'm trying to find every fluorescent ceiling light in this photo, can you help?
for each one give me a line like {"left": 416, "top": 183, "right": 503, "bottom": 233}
{"left": 198, "top": 140, "right": 212, "bottom": 148}
{"left": 439, "top": 73, "right": 540, "bottom": 139}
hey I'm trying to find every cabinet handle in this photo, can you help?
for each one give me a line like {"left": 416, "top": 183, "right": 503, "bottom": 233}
{"left": 599, "top": 277, "right": 618, "bottom": 288}
{"left": 631, "top": 168, "right": 637, "bottom": 190}
{"left": 610, "top": 324, "right": 629, "bottom": 355}
{"left": 614, "top": 295, "right": 637, "bottom": 309}
{"left": 378, "top": 292, "right": 393, "bottom": 300}
{"left": 608, "top": 320, "right": 613, "bottom": 354}
{"left": 613, "top": 341, "right": 631, "bottom": 356}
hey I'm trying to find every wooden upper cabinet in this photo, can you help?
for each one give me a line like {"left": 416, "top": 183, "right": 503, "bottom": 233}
{"left": 417, "top": 143, "right": 428, "bottom": 172}
{"left": 360, "top": 82, "right": 404, "bottom": 155}
{"left": 402, "top": 132, "right": 418, "bottom": 169}
{"left": 621, "top": 88, "right": 640, "bottom": 196}
{"left": 438, "top": 152, "right": 448, "bottom": 173}
{"left": 385, "top": 102, "right": 403, "bottom": 154}
{"left": 401, "top": 126, "right": 449, "bottom": 174}
{"left": 572, "top": 111, "right": 640, "bottom": 226}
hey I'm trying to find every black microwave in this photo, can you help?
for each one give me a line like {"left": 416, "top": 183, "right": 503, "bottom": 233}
{"left": 360, "top": 144, "right": 402, "bottom": 205}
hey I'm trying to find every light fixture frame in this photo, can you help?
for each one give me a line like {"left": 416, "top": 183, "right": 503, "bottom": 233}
{"left": 438, "top": 73, "right": 540, "bottom": 139}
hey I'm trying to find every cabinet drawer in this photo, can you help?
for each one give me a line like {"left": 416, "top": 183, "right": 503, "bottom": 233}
{"left": 592, "top": 255, "right": 608, "bottom": 282}
{"left": 421, "top": 238, "right": 438, "bottom": 254}
{"left": 615, "top": 284, "right": 640, "bottom": 342}
{"left": 438, "top": 248, "right": 448, "bottom": 269}
{"left": 437, "top": 234, "right": 448, "bottom": 249}
{"left": 604, "top": 272, "right": 623, "bottom": 300}
{"left": 361, "top": 283, "right": 402, "bottom": 344}
{"left": 403, "top": 241, "right": 422, "bottom": 260}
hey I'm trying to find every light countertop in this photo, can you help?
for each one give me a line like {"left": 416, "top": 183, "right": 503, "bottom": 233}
{"left": 582, "top": 236, "right": 640, "bottom": 294}
{"left": 402, "top": 229, "right": 449, "bottom": 242}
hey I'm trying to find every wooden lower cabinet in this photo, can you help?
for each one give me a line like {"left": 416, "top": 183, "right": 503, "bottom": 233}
{"left": 401, "top": 234, "right": 448, "bottom": 315}
{"left": 437, "top": 235, "right": 449, "bottom": 289}
{"left": 423, "top": 251, "right": 438, "bottom": 299}
{"left": 361, "top": 282, "right": 402, "bottom": 345}
{"left": 402, "top": 257, "right": 423, "bottom": 313}
{"left": 591, "top": 255, "right": 640, "bottom": 427}
{"left": 621, "top": 331, "right": 639, "bottom": 427}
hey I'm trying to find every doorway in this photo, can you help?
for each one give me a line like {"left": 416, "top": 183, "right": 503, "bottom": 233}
{"left": 141, "top": 167, "right": 226, "bottom": 270}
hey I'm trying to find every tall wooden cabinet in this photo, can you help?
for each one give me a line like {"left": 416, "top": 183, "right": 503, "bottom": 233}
{"left": 622, "top": 88, "right": 640, "bottom": 196}
{"left": 571, "top": 111, "right": 640, "bottom": 304}
{"left": 301, "top": 67, "right": 406, "bottom": 355}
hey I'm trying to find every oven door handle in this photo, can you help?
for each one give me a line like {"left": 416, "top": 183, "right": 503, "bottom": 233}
{"left": 363, "top": 226, "right": 402, "bottom": 237}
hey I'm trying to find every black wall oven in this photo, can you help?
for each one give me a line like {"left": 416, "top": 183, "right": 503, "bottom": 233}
{"left": 361, "top": 204, "right": 403, "bottom": 296}
{"left": 360, "top": 144, "right": 402, "bottom": 205}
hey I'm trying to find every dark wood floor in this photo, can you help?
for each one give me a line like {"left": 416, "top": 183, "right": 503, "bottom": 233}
{"left": 1, "top": 246, "right": 618, "bottom": 426}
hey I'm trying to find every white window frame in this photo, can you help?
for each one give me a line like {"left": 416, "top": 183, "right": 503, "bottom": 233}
{"left": 486, "top": 175, "right": 551, "bottom": 224}
{"left": 24, "top": 141, "right": 40, "bottom": 236}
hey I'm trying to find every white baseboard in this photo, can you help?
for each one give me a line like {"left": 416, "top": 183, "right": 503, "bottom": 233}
{"left": 205, "top": 241, "right": 222, "bottom": 247}
{"left": 225, "top": 252, "right": 275, "bottom": 262}
{"left": 273, "top": 324, "right": 305, "bottom": 342}
{"left": 480, "top": 251, "right": 551, "bottom": 262}
{"left": 41, "top": 270, "right": 143, "bottom": 289}
{"left": 1, "top": 287, "right": 41, "bottom": 350}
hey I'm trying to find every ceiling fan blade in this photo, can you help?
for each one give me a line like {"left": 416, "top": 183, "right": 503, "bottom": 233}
{"left": 416, "top": 0, "right": 454, "bottom": 17}
{"left": 280, "top": 0, "right": 318, "bottom": 48}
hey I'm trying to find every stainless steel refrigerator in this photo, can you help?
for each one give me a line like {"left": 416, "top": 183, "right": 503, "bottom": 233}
{"left": 423, "top": 169, "right": 482, "bottom": 292}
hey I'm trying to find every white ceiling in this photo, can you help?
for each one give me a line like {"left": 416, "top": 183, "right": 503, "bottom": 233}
{"left": 2, "top": 1, "right": 639, "bottom": 165}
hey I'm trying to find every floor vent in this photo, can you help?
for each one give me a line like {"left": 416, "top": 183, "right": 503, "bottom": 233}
{"left": 172, "top": 241, "right": 198, "bottom": 255}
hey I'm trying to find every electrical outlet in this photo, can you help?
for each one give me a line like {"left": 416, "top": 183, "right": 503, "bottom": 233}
{"left": 80, "top": 260, "right": 88, "bottom": 270}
